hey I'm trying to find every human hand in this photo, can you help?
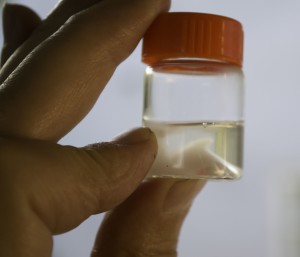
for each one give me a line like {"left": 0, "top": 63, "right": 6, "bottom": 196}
{"left": 0, "top": 1, "right": 206, "bottom": 256}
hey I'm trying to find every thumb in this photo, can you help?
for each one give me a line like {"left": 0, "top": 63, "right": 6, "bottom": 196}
{"left": 0, "top": 127, "right": 157, "bottom": 236}
{"left": 82, "top": 127, "right": 158, "bottom": 208}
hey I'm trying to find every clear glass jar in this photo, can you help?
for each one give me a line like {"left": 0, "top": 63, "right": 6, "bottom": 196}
{"left": 142, "top": 13, "right": 244, "bottom": 179}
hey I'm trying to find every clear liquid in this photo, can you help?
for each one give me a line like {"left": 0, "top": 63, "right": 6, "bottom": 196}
{"left": 143, "top": 121, "right": 243, "bottom": 180}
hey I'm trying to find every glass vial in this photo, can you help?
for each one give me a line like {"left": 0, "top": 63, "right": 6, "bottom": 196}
{"left": 142, "top": 13, "right": 244, "bottom": 180}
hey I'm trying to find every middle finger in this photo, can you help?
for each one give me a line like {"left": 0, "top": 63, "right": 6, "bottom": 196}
{"left": 0, "top": 0, "right": 104, "bottom": 84}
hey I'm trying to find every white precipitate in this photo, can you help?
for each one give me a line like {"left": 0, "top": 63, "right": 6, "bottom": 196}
{"left": 144, "top": 121, "right": 243, "bottom": 179}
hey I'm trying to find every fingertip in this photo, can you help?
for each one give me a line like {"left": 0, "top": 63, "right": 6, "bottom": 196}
{"left": 2, "top": 4, "right": 41, "bottom": 41}
{"left": 163, "top": 179, "right": 206, "bottom": 213}
{"left": 1, "top": 3, "right": 41, "bottom": 65}
{"left": 81, "top": 128, "right": 158, "bottom": 210}
{"left": 113, "top": 127, "right": 158, "bottom": 166}
{"left": 113, "top": 127, "right": 157, "bottom": 146}
{"left": 117, "top": 128, "right": 158, "bottom": 176}
{"left": 161, "top": 0, "right": 172, "bottom": 12}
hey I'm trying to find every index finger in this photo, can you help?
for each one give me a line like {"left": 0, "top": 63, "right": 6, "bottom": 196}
{"left": 0, "top": 0, "right": 170, "bottom": 141}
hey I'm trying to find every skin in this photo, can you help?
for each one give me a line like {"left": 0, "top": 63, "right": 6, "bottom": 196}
{"left": 0, "top": 1, "right": 206, "bottom": 257}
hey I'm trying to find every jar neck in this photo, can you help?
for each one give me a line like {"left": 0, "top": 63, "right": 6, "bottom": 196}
{"left": 149, "top": 59, "right": 242, "bottom": 74}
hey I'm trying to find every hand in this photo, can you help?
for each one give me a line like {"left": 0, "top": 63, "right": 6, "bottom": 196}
{"left": 0, "top": 1, "right": 206, "bottom": 257}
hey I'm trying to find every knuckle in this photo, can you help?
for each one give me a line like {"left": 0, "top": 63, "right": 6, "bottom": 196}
{"left": 62, "top": 10, "right": 134, "bottom": 66}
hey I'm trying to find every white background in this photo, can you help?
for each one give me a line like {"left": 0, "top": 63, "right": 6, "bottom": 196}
{"left": 1, "top": 0, "right": 300, "bottom": 257}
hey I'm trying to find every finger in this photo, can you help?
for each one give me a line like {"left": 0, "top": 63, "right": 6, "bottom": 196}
{"left": 0, "top": 128, "right": 157, "bottom": 238}
{"left": 1, "top": 4, "right": 41, "bottom": 66}
{"left": 92, "top": 179, "right": 206, "bottom": 257}
{"left": 0, "top": 0, "right": 102, "bottom": 82}
{"left": 0, "top": 127, "right": 157, "bottom": 257}
{"left": 0, "top": 0, "right": 168, "bottom": 82}
{"left": 0, "top": 0, "right": 171, "bottom": 141}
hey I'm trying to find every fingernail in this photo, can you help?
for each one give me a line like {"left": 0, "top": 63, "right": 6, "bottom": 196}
{"left": 163, "top": 179, "right": 206, "bottom": 213}
{"left": 113, "top": 127, "right": 155, "bottom": 145}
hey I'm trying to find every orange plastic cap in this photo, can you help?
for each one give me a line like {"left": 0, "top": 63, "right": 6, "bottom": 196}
{"left": 142, "top": 12, "right": 244, "bottom": 67}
